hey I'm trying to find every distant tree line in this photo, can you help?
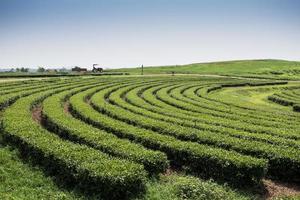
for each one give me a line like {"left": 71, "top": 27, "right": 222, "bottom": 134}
{"left": 37, "top": 67, "right": 45, "bottom": 73}
{"left": 3, "top": 66, "right": 104, "bottom": 74}
{"left": 16, "top": 67, "right": 29, "bottom": 72}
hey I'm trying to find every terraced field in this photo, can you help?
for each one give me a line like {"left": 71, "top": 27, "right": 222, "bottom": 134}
{"left": 0, "top": 76, "right": 299, "bottom": 199}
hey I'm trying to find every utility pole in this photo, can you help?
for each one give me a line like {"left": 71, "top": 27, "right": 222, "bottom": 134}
{"left": 141, "top": 64, "right": 144, "bottom": 75}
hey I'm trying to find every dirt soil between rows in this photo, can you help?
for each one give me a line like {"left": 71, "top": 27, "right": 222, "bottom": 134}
{"left": 263, "top": 179, "right": 300, "bottom": 199}
{"left": 32, "top": 105, "right": 42, "bottom": 124}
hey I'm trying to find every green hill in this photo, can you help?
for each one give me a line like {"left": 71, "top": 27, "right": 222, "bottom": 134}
{"left": 108, "top": 59, "right": 300, "bottom": 80}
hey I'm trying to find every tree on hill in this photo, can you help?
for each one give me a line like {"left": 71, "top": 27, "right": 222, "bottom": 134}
{"left": 37, "top": 67, "right": 46, "bottom": 73}
{"left": 20, "top": 67, "right": 29, "bottom": 72}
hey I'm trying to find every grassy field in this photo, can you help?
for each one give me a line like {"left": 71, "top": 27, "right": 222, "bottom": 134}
{"left": 0, "top": 65, "right": 300, "bottom": 199}
{"left": 107, "top": 59, "right": 300, "bottom": 80}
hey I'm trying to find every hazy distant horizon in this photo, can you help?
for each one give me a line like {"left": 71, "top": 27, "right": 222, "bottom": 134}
{"left": 1, "top": 58, "right": 300, "bottom": 71}
{"left": 1, "top": 0, "right": 299, "bottom": 69}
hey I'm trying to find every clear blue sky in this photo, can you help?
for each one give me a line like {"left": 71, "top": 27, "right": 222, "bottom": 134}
{"left": 0, "top": 0, "right": 299, "bottom": 69}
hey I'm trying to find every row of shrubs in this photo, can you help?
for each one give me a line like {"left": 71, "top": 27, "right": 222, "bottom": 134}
{"left": 90, "top": 82, "right": 300, "bottom": 181}
{"left": 0, "top": 79, "right": 42, "bottom": 90}
{"left": 268, "top": 95, "right": 294, "bottom": 106}
{"left": 155, "top": 84, "right": 300, "bottom": 140}
{"left": 144, "top": 82, "right": 300, "bottom": 143}
{"left": 0, "top": 80, "right": 40, "bottom": 91}
{"left": 196, "top": 84, "right": 300, "bottom": 124}
{"left": 294, "top": 104, "right": 300, "bottom": 112}
{"left": 269, "top": 93, "right": 300, "bottom": 113}
{"left": 206, "top": 81, "right": 288, "bottom": 93}
{"left": 131, "top": 82, "right": 300, "bottom": 147}
{"left": 68, "top": 85, "right": 268, "bottom": 186}
{"left": 111, "top": 83, "right": 300, "bottom": 149}
{"left": 183, "top": 84, "right": 296, "bottom": 127}
{"left": 0, "top": 83, "right": 47, "bottom": 96}
{"left": 41, "top": 82, "right": 169, "bottom": 175}
{"left": 1, "top": 81, "right": 148, "bottom": 200}
{"left": 174, "top": 83, "right": 294, "bottom": 126}
{"left": 0, "top": 78, "right": 79, "bottom": 96}
{"left": 0, "top": 79, "right": 81, "bottom": 110}
{"left": 168, "top": 84, "right": 300, "bottom": 137}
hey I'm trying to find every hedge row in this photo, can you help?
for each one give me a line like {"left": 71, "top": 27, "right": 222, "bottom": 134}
{"left": 154, "top": 85, "right": 300, "bottom": 139}
{"left": 1, "top": 82, "right": 147, "bottom": 200}
{"left": 206, "top": 84, "right": 300, "bottom": 121}
{"left": 268, "top": 88, "right": 300, "bottom": 114}
{"left": 183, "top": 85, "right": 297, "bottom": 126}
{"left": 42, "top": 82, "right": 169, "bottom": 175}
{"left": 171, "top": 85, "right": 300, "bottom": 136}
{"left": 124, "top": 84, "right": 300, "bottom": 149}
{"left": 268, "top": 95, "right": 294, "bottom": 106}
{"left": 207, "top": 81, "right": 288, "bottom": 93}
{"left": 0, "top": 79, "right": 63, "bottom": 95}
{"left": 139, "top": 83, "right": 300, "bottom": 140}
{"left": 0, "top": 79, "right": 85, "bottom": 110}
{"left": 90, "top": 82, "right": 300, "bottom": 181}
{"left": 0, "top": 79, "right": 42, "bottom": 90}
{"left": 294, "top": 104, "right": 300, "bottom": 112}
{"left": 200, "top": 82, "right": 300, "bottom": 121}
{"left": 176, "top": 84, "right": 297, "bottom": 128}
{"left": 69, "top": 86, "right": 268, "bottom": 186}
{"left": 168, "top": 83, "right": 295, "bottom": 127}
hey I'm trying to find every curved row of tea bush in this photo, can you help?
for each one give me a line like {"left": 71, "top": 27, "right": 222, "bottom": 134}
{"left": 0, "top": 79, "right": 42, "bottom": 90}
{"left": 90, "top": 82, "right": 300, "bottom": 181}
{"left": 41, "top": 81, "right": 169, "bottom": 174}
{"left": 171, "top": 84, "right": 300, "bottom": 132}
{"left": 0, "top": 83, "right": 48, "bottom": 96}
{"left": 68, "top": 84, "right": 268, "bottom": 186}
{"left": 1, "top": 81, "right": 148, "bottom": 200}
{"left": 154, "top": 85, "right": 300, "bottom": 139}
{"left": 138, "top": 84, "right": 300, "bottom": 140}
{"left": 122, "top": 84, "right": 300, "bottom": 148}
{"left": 268, "top": 87, "right": 300, "bottom": 112}
{"left": 0, "top": 78, "right": 69, "bottom": 93}
{"left": 200, "top": 83, "right": 300, "bottom": 120}
{"left": 172, "top": 84, "right": 299, "bottom": 129}
{"left": 206, "top": 81, "right": 288, "bottom": 93}
{"left": 184, "top": 84, "right": 298, "bottom": 126}
{"left": 149, "top": 82, "right": 300, "bottom": 124}
{"left": 147, "top": 80, "right": 300, "bottom": 127}
{"left": 0, "top": 79, "right": 85, "bottom": 110}
{"left": 1, "top": 76, "right": 299, "bottom": 198}
{"left": 294, "top": 104, "right": 300, "bottom": 112}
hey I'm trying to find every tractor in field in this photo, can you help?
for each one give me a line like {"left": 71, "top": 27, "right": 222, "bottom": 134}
{"left": 92, "top": 64, "right": 103, "bottom": 73}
